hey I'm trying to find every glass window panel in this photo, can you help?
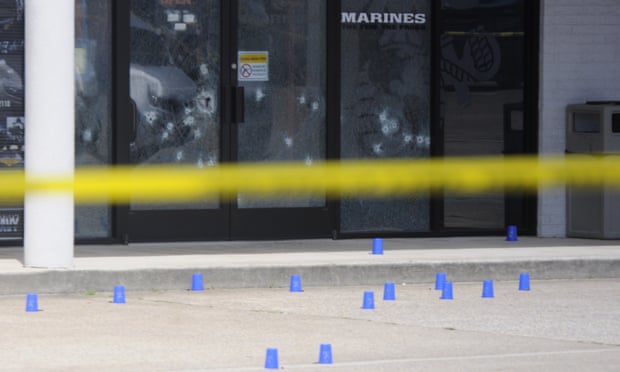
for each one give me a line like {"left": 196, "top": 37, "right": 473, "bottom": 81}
{"left": 340, "top": 0, "right": 431, "bottom": 233}
{"left": 237, "top": 0, "right": 327, "bottom": 209}
{"left": 75, "top": 0, "right": 113, "bottom": 238}
{"left": 440, "top": 0, "right": 526, "bottom": 229}
{"left": 0, "top": 0, "right": 24, "bottom": 240}
{"left": 129, "top": 0, "right": 221, "bottom": 210}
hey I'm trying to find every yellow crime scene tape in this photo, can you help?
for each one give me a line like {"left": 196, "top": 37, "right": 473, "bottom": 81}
{"left": 1, "top": 155, "right": 619, "bottom": 204}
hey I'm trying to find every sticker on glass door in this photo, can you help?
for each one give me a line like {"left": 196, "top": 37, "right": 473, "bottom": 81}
{"left": 238, "top": 51, "right": 269, "bottom": 82}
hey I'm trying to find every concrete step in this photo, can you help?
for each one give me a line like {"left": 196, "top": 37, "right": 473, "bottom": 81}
{"left": 0, "top": 237, "right": 618, "bottom": 294}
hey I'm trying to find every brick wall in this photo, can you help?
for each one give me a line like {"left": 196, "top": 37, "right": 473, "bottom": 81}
{"left": 538, "top": 0, "right": 620, "bottom": 237}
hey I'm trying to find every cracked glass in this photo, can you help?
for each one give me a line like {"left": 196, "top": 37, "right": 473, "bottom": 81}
{"left": 340, "top": 0, "right": 431, "bottom": 233}
{"left": 129, "top": 0, "right": 220, "bottom": 210}
{"left": 237, "top": 0, "right": 326, "bottom": 208}
{"left": 74, "top": 0, "right": 113, "bottom": 238}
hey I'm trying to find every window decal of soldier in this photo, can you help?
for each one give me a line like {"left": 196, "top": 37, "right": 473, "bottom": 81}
{"left": 0, "top": 0, "right": 24, "bottom": 238}
{"left": 0, "top": 0, "right": 24, "bottom": 169}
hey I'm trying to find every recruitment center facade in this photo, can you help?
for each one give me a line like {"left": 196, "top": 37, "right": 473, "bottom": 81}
{"left": 0, "top": 0, "right": 618, "bottom": 250}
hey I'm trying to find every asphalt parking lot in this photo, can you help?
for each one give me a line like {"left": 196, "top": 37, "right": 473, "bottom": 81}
{"left": 2, "top": 279, "right": 619, "bottom": 371}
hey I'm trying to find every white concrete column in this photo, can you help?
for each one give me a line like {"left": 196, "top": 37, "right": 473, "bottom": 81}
{"left": 24, "top": 0, "right": 75, "bottom": 268}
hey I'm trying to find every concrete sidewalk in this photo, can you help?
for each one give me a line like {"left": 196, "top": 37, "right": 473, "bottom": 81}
{"left": 3, "top": 280, "right": 620, "bottom": 371}
{"left": 0, "top": 237, "right": 619, "bottom": 294}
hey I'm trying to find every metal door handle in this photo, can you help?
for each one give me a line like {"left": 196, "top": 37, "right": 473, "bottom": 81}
{"left": 129, "top": 98, "right": 137, "bottom": 142}
{"left": 232, "top": 86, "right": 244, "bottom": 123}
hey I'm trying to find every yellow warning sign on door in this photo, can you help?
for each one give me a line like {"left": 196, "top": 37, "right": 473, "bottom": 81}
{"left": 238, "top": 51, "right": 269, "bottom": 82}
{"left": 239, "top": 53, "right": 268, "bottom": 64}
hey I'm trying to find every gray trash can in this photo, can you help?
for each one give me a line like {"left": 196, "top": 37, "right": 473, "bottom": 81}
{"left": 566, "top": 102, "right": 620, "bottom": 239}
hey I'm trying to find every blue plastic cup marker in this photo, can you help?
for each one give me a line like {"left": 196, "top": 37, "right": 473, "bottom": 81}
{"left": 191, "top": 273, "right": 204, "bottom": 291}
{"left": 441, "top": 282, "right": 453, "bottom": 300}
{"left": 519, "top": 272, "right": 531, "bottom": 291}
{"left": 265, "top": 348, "right": 279, "bottom": 369}
{"left": 383, "top": 282, "right": 396, "bottom": 301}
{"left": 482, "top": 280, "right": 494, "bottom": 298}
{"left": 372, "top": 238, "right": 384, "bottom": 255}
{"left": 113, "top": 285, "right": 126, "bottom": 304}
{"left": 362, "top": 291, "right": 375, "bottom": 309}
{"left": 25, "top": 293, "right": 38, "bottom": 312}
{"left": 289, "top": 274, "right": 303, "bottom": 292}
{"left": 435, "top": 272, "right": 447, "bottom": 290}
{"left": 506, "top": 225, "right": 518, "bottom": 241}
{"left": 319, "top": 343, "right": 333, "bottom": 364}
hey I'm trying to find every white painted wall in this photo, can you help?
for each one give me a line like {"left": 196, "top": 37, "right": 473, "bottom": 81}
{"left": 538, "top": 0, "right": 620, "bottom": 237}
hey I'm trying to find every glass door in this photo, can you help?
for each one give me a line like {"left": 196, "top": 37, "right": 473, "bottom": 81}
{"left": 127, "top": 0, "right": 227, "bottom": 241}
{"left": 124, "top": 0, "right": 331, "bottom": 241}
{"left": 438, "top": 0, "right": 533, "bottom": 232}
{"left": 230, "top": 0, "right": 330, "bottom": 239}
